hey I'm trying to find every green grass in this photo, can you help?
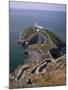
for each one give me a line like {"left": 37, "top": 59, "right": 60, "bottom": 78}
{"left": 28, "top": 43, "right": 51, "bottom": 52}
{"left": 46, "top": 30, "right": 63, "bottom": 45}
{"left": 23, "top": 27, "right": 37, "bottom": 39}
{"left": 40, "top": 29, "right": 49, "bottom": 39}
{"left": 22, "top": 27, "right": 63, "bottom": 49}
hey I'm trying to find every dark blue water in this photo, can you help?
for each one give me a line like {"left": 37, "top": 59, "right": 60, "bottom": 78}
{"left": 9, "top": 9, "right": 66, "bottom": 73}
{"left": 10, "top": 32, "right": 26, "bottom": 73}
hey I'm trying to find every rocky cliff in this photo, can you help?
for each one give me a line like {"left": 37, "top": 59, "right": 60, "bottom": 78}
{"left": 9, "top": 26, "right": 66, "bottom": 88}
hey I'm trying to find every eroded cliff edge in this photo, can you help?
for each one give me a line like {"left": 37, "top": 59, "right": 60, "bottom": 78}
{"left": 9, "top": 26, "right": 66, "bottom": 88}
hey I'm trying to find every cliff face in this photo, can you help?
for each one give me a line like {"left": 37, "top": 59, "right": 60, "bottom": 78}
{"left": 9, "top": 26, "right": 66, "bottom": 88}
{"left": 17, "top": 26, "right": 65, "bottom": 61}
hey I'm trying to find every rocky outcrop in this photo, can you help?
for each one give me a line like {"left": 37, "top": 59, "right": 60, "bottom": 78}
{"left": 9, "top": 26, "right": 66, "bottom": 88}
{"left": 9, "top": 54, "right": 66, "bottom": 88}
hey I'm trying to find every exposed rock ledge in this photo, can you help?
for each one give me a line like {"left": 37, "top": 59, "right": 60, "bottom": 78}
{"left": 9, "top": 26, "right": 66, "bottom": 88}
{"left": 9, "top": 55, "right": 66, "bottom": 88}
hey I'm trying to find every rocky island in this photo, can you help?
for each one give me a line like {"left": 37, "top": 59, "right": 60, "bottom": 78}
{"left": 9, "top": 25, "right": 66, "bottom": 88}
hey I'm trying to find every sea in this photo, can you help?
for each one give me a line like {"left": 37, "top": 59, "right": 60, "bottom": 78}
{"left": 9, "top": 9, "right": 66, "bottom": 73}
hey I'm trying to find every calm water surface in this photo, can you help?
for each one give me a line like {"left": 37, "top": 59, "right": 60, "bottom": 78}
{"left": 9, "top": 9, "right": 66, "bottom": 73}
